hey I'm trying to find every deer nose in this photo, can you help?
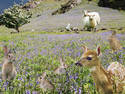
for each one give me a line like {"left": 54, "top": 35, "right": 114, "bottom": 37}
{"left": 75, "top": 61, "right": 82, "bottom": 66}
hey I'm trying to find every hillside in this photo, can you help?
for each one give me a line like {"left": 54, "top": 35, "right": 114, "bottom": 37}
{"left": 21, "top": 0, "right": 125, "bottom": 32}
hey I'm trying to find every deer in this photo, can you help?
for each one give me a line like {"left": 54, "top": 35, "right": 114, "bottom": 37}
{"left": 75, "top": 45, "right": 125, "bottom": 94}
{"left": 107, "top": 62, "right": 125, "bottom": 93}
{"left": 108, "top": 31, "right": 122, "bottom": 52}
{"left": 2, "top": 46, "right": 17, "bottom": 81}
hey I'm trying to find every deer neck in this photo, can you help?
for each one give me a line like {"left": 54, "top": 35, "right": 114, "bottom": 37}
{"left": 90, "top": 60, "right": 112, "bottom": 88}
{"left": 90, "top": 60, "right": 108, "bottom": 81}
{"left": 90, "top": 61, "right": 114, "bottom": 94}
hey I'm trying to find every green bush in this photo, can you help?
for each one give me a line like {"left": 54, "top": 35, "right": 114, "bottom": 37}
{"left": 98, "top": 0, "right": 125, "bottom": 10}
{"left": 0, "top": 4, "right": 32, "bottom": 33}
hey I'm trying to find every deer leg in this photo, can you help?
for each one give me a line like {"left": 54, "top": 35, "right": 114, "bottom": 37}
{"left": 95, "top": 83, "right": 102, "bottom": 94}
{"left": 101, "top": 81, "right": 113, "bottom": 94}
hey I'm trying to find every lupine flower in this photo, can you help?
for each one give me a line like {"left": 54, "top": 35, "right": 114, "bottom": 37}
{"left": 26, "top": 90, "right": 31, "bottom": 94}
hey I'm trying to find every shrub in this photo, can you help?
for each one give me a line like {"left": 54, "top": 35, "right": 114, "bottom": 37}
{"left": 98, "top": 0, "right": 125, "bottom": 10}
{"left": 0, "top": 4, "right": 32, "bottom": 33}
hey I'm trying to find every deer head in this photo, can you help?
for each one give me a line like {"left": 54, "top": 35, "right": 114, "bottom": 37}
{"left": 75, "top": 46, "right": 101, "bottom": 68}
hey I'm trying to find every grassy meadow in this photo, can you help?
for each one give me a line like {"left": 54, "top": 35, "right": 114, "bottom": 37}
{"left": 0, "top": 26, "right": 125, "bottom": 94}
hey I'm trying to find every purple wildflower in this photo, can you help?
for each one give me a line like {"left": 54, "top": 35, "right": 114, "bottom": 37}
{"left": 26, "top": 90, "right": 31, "bottom": 94}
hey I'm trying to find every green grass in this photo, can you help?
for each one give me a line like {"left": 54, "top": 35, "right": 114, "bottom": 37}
{"left": 0, "top": 25, "right": 125, "bottom": 93}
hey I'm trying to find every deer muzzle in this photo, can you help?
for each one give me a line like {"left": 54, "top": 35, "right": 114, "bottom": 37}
{"left": 75, "top": 60, "right": 82, "bottom": 66}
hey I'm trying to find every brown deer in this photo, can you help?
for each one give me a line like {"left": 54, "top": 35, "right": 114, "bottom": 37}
{"left": 108, "top": 31, "right": 122, "bottom": 52}
{"left": 75, "top": 46, "right": 125, "bottom": 94}
{"left": 107, "top": 62, "right": 125, "bottom": 93}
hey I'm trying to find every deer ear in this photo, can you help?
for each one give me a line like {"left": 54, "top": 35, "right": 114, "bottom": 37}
{"left": 3, "top": 45, "right": 8, "bottom": 56}
{"left": 82, "top": 45, "right": 88, "bottom": 53}
{"left": 96, "top": 46, "right": 101, "bottom": 56}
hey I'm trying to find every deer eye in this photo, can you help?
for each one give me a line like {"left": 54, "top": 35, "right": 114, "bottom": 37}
{"left": 86, "top": 57, "right": 92, "bottom": 60}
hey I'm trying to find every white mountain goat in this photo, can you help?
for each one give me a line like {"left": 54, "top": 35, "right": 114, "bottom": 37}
{"left": 82, "top": 10, "right": 100, "bottom": 31}
{"left": 83, "top": 10, "right": 100, "bottom": 24}
{"left": 82, "top": 14, "right": 98, "bottom": 31}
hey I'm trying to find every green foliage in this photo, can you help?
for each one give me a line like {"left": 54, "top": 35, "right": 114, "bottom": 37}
{"left": 0, "top": 4, "right": 32, "bottom": 32}
{"left": 98, "top": 0, "right": 125, "bottom": 10}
